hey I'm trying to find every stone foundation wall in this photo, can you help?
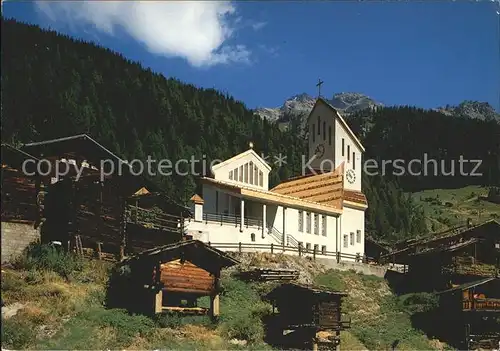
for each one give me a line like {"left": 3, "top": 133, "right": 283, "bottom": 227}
{"left": 1, "top": 221, "right": 40, "bottom": 263}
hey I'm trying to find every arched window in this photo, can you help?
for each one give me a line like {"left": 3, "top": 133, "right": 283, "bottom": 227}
{"left": 328, "top": 126, "right": 332, "bottom": 145}
{"left": 317, "top": 116, "right": 321, "bottom": 135}
{"left": 312, "top": 124, "right": 316, "bottom": 143}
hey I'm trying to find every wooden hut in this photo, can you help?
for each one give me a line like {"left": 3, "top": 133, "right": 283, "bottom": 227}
{"left": 381, "top": 220, "right": 500, "bottom": 292}
{"left": 21, "top": 134, "right": 191, "bottom": 259}
{"left": 436, "top": 277, "right": 500, "bottom": 349}
{"left": 1, "top": 144, "right": 47, "bottom": 261}
{"left": 111, "top": 240, "right": 239, "bottom": 318}
{"left": 265, "top": 283, "right": 350, "bottom": 350}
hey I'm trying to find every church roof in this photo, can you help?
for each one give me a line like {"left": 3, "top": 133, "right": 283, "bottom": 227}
{"left": 270, "top": 165, "right": 344, "bottom": 209}
{"left": 309, "top": 98, "right": 365, "bottom": 152}
{"left": 200, "top": 177, "right": 343, "bottom": 215}
{"left": 270, "top": 164, "right": 368, "bottom": 209}
{"left": 343, "top": 189, "right": 368, "bottom": 206}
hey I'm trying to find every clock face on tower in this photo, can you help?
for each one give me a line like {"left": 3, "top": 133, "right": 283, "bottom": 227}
{"left": 314, "top": 144, "right": 325, "bottom": 158}
{"left": 346, "top": 169, "right": 356, "bottom": 184}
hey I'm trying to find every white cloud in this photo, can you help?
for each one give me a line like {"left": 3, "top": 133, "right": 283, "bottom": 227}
{"left": 251, "top": 21, "right": 267, "bottom": 31}
{"left": 35, "top": 1, "right": 252, "bottom": 67}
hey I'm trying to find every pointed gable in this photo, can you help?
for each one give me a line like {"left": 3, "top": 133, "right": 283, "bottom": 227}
{"left": 308, "top": 98, "right": 365, "bottom": 152}
{"left": 211, "top": 148, "right": 271, "bottom": 190}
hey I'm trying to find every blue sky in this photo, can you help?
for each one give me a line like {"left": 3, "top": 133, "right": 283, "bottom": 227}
{"left": 3, "top": 1, "right": 500, "bottom": 111}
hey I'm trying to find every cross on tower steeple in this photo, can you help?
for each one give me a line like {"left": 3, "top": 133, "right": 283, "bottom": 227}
{"left": 316, "top": 78, "right": 324, "bottom": 97}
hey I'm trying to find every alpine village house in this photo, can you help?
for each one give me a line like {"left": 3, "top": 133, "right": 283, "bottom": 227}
{"left": 187, "top": 97, "right": 368, "bottom": 260}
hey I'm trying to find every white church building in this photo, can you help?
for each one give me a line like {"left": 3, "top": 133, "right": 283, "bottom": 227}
{"left": 186, "top": 98, "right": 368, "bottom": 260}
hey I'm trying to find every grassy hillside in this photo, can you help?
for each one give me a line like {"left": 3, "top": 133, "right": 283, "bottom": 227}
{"left": 2, "top": 245, "right": 450, "bottom": 350}
{"left": 411, "top": 186, "right": 500, "bottom": 232}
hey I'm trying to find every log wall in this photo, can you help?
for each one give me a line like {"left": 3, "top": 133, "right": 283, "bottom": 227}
{"left": 160, "top": 259, "right": 215, "bottom": 295}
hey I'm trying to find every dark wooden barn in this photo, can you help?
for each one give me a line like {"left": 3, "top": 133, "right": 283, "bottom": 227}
{"left": 265, "top": 283, "right": 350, "bottom": 350}
{"left": 381, "top": 220, "right": 500, "bottom": 292}
{"left": 435, "top": 277, "right": 500, "bottom": 349}
{"left": 20, "top": 134, "right": 191, "bottom": 259}
{"left": 1, "top": 144, "right": 43, "bottom": 225}
{"left": 109, "top": 240, "right": 239, "bottom": 317}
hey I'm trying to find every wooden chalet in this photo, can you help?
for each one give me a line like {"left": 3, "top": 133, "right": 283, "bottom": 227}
{"left": 436, "top": 277, "right": 500, "bottom": 349}
{"left": 20, "top": 134, "right": 191, "bottom": 259}
{"left": 110, "top": 240, "right": 239, "bottom": 318}
{"left": 381, "top": 220, "right": 500, "bottom": 292}
{"left": 265, "top": 283, "right": 350, "bottom": 350}
{"left": 1, "top": 144, "right": 44, "bottom": 225}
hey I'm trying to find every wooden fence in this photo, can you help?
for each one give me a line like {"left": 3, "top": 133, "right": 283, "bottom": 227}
{"left": 205, "top": 241, "right": 379, "bottom": 264}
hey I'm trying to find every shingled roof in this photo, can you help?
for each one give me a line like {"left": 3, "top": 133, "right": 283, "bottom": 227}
{"left": 270, "top": 167, "right": 344, "bottom": 208}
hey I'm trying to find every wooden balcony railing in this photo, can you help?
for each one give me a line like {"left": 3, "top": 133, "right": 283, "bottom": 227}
{"left": 462, "top": 298, "right": 500, "bottom": 311}
{"left": 201, "top": 212, "right": 263, "bottom": 228}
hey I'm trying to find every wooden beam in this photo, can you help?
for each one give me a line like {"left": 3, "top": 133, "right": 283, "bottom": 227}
{"left": 210, "top": 293, "right": 220, "bottom": 320}
{"left": 154, "top": 289, "right": 163, "bottom": 314}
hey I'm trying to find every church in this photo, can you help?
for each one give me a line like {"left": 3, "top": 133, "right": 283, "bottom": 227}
{"left": 186, "top": 97, "right": 368, "bottom": 260}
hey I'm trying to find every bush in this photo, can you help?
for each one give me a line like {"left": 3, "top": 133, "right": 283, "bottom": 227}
{"left": 14, "top": 242, "right": 83, "bottom": 278}
{"left": 1, "top": 316, "right": 36, "bottom": 349}
{"left": 218, "top": 277, "right": 271, "bottom": 343}
{"left": 397, "top": 293, "right": 439, "bottom": 314}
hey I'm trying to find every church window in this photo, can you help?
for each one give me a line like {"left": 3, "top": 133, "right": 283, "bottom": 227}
{"left": 244, "top": 163, "right": 249, "bottom": 183}
{"left": 259, "top": 171, "right": 263, "bottom": 187}
{"left": 254, "top": 165, "right": 259, "bottom": 185}
{"left": 314, "top": 214, "right": 319, "bottom": 235}
{"left": 298, "top": 210, "right": 303, "bottom": 232}
{"left": 249, "top": 162, "right": 254, "bottom": 184}
{"left": 356, "top": 230, "right": 362, "bottom": 243}
{"left": 350, "top": 232, "right": 354, "bottom": 245}
{"left": 317, "top": 116, "right": 321, "bottom": 135}
{"left": 322, "top": 215, "right": 327, "bottom": 236}
{"left": 234, "top": 168, "right": 239, "bottom": 181}
{"left": 306, "top": 212, "right": 311, "bottom": 233}
{"left": 229, "top": 170, "right": 233, "bottom": 180}
{"left": 312, "top": 124, "right": 316, "bottom": 143}
{"left": 239, "top": 165, "right": 243, "bottom": 181}
{"left": 353, "top": 152, "right": 356, "bottom": 170}
{"left": 347, "top": 145, "right": 350, "bottom": 162}
{"left": 343, "top": 235, "right": 348, "bottom": 248}
{"left": 328, "top": 126, "right": 332, "bottom": 146}
{"left": 342, "top": 139, "right": 345, "bottom": 156}
{"left": 323, "top": 121, "right": 326, "bottom": 140}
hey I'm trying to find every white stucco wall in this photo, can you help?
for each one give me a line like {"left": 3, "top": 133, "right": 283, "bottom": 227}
{"left": 334, "top": 118, "right": 363, "bottom": 192}
{"left": 339, "top": 205, "right": 365, "bottom": 257}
